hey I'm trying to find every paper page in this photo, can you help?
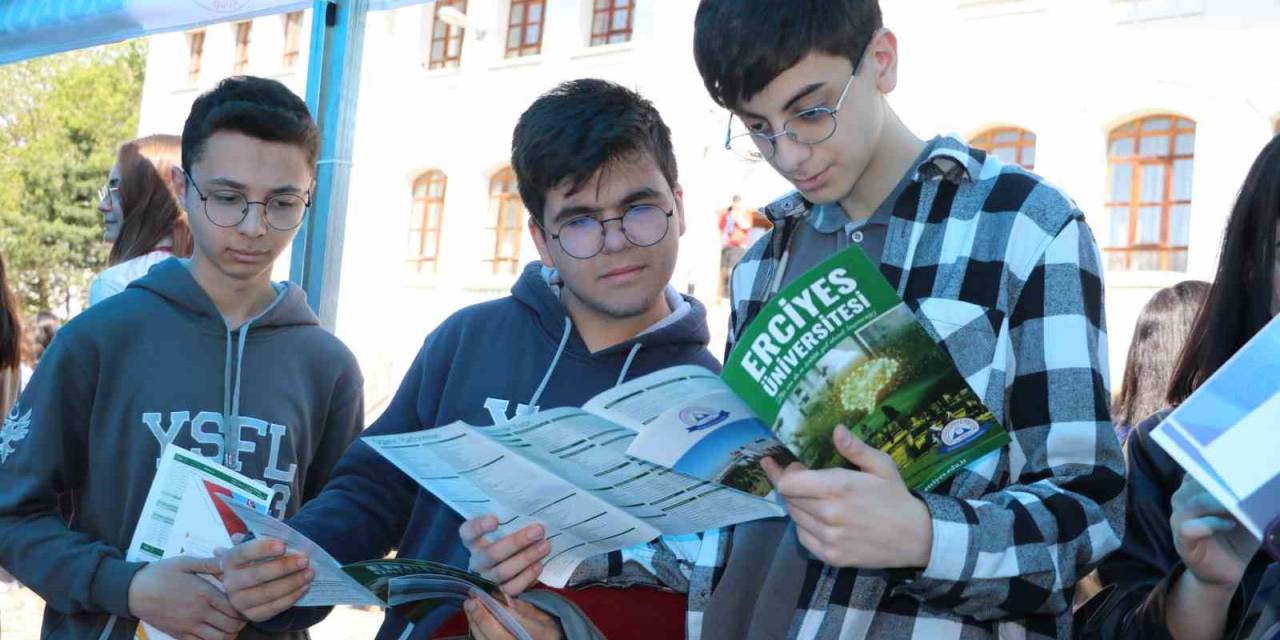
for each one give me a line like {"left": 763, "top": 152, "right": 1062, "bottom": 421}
{"left": 582, "top": 365, "right": 728, "bottom": 430}
{"left": 478, "top": 409, "right": 784, "bottom": 532}
{"left": 125, "top": 446, "right": 275, "bottom": 640}
{"left": 1152, "top": 315, "right": 1280, "bottom": 539}
{"left": 366, "top": 424, "right": 660, "bottom": 588}
{"left": 222, "top": 499, "right": 384, "bottom": 607}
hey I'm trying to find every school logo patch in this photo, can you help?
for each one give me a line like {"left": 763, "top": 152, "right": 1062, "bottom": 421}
{"left": 0, "top": 406, "right": 32, "bottom": 464}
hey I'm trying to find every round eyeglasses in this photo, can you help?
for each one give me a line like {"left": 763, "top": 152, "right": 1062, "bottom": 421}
{"left": 725, "top": 71, "right": 856, "bottom": 162}
{"left": 184, "top": 170, "right": 311, "bottom": 232}
{"left": 543, "top": 204, "right": 674, "bottom": 260}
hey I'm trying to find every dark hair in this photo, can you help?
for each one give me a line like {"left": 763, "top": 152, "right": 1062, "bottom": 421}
{"left": 0, "top": 251, "right": 21, "bottom": 371}
{"left": 181, "top": 76, "right": 319, "bottom": 173}
{"left": 24, "top": 310, "right": 60, "bottom": 366}
{"left": 1167, "top": 135, "right": 1280, "bottom": 404}
{"left": 110, "top": 135, "right": 194, "bottom": 266}
{"left": 1112, "top": 280, "right": 1209, "bottom": 430}
{"left": 693, "top": 0, "right": 883, "bottom": 109}
{"left": 511, "top": 79, "right": 677, "bottom": 224}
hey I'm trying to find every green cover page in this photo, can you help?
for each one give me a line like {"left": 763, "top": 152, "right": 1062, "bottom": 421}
{"left": 721, "top": 245, "right": 1009, "bottom": 491}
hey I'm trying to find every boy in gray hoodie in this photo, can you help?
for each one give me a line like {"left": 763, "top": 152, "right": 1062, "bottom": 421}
{"left": 0, "top": 76, "right": 364, "bottom": 640}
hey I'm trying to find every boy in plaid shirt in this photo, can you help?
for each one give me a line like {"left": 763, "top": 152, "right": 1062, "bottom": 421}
{"left": 686, "top": 1, "right": 1126, "bottom": 638}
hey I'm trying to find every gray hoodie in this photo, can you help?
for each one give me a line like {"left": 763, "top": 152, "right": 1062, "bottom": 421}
{"left": 0, "top": 258, "right": 364, "bottom": 640}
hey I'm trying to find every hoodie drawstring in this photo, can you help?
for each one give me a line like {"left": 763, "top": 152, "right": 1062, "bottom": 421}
{"left": 221, "top": 287, "right": 289, "bottom": 470}
{"left": 528, "top": 316, "right": 573, "bottom": 408}
{"left": 529, "top": 315, "right": 647, "bottom": 408}
{"left": 616, "top": 343, "right": 642, "bottom": 387}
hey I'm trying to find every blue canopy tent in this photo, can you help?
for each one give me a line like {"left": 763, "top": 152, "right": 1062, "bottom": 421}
{"left": 0, "top": 0, "right": 423, "bottom": 328}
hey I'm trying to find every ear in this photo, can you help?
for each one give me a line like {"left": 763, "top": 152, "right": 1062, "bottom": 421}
{"left": 529, "top": 216, "right": 555, "bottom": 269}
{"left": 871, "top": 29, "right": 900, "bottom": 95}
{"left": 672, "top": 184, "right": 687, "bottom": 238}
{"left": 171, "top": 165, "right": 188, "bottom": 201}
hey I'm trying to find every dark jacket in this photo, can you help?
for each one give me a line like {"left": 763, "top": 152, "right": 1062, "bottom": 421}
{"left": 1078, "top": 410, "right": 1274, "bottom": 639}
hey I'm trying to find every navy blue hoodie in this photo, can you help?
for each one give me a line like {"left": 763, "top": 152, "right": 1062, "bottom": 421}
{"left": 0, "top": 259, "right": 364, "bottom": 640}
{"left": 277, "top": 261, "right": 719, "bottom": 639}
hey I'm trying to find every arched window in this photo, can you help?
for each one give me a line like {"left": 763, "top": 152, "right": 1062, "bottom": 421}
{"left": 590, "top": 0, "right": 635, "bottom": 46}
{"left": 408, "top": 171, "right": 447, "bottom": 274}
{"left": 488, "top": 168, "right": 525, "bottom": 275}
{"left": 428, "top": 0, "right": 467, "bottom": 69}
{"left": 1104, "top": 114, "right": 1195, "bottom": 271}
{"left": 506, "top": 0, "right": 546, "bottom": 58}
{"left": 969, "top": 126, "right": 1036, "bottom": 170}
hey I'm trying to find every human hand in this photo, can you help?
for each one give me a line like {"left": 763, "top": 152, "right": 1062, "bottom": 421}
{"left": 464, "top": 596, "right": 562, "bottom": 640}
{"left": 127, "top": 555, "right": 245, "bottom": 640}
{"left": 1171, "top": 476, "right": 1259, "bottom": 590}
{"left": 762, "top": 425, "right": 933, "bottom": 569}
{"left": 218, "top": 537, "right": 313, "bottom": 622}
{"left": 460, "top": 515, "right": 550, "bottom": 597}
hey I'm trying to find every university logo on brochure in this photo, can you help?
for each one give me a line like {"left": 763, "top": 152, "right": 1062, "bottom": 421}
{"left": 679, "top": 407, "right": 730, "bottom": 433}
{"left": 0, "top": 405, "right": 31, "bottom": 464}
{"left": 938, "top": 417, "right": 987, "bottom": 454}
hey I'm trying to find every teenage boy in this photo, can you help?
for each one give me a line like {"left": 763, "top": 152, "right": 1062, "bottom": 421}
{"left": 217, "top": 79, "right": 718, "bottom": 640}
{"left": 0, "top": 76, "right": 364, "bottom": 640}
{"left": 685, "top": 1, "right": 1126, "bottom": 638}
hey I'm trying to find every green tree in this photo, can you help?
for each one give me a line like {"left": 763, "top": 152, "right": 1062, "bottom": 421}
{"left": 0, "top": 41, "right": 147, "bottom": 316}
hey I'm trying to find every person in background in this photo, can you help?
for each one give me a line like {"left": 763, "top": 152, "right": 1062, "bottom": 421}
{"left": 717, "top": 195, "right": 753, "bottom": 298}
{"left": 0, "top": 250, "right": 25, "bottom": 591}
{"left": 23, "top": 310, "right": 60, "bottom": 372}
{"left": 1111, "top": 280, "right": 1210, "bottom": 444}
{"left": 90, "top": 134, "right": 193, "bottom": 305}
{"left": 1080, "top": 135, "right": 1280, "bottom": 640}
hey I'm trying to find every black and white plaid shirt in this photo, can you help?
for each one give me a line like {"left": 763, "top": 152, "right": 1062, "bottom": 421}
{"left": 686, "top": 136, "right": 1127, "bottom": 639}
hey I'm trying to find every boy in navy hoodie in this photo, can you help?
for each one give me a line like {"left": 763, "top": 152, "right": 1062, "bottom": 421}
{"left": 0, "top": 77, "right": 364, "bottom": 640}
{"left": 219, "top": 79, "right": 718, "bottom": 639}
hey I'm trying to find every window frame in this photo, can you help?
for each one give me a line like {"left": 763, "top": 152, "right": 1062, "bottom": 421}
{"left": 282, "top": 12, "right": 303, "bottom": 69}
{"left": 506, "top": 0, "right": 546, "bottom": 58}
{"left": 186, "top": 30, "right": 205, "bottom": 84}
{"left": 969, "top": 126, "right": 1037, "bottom": 170}
{"left": 233, "top": 21, "right": 252, "bottom": 74}
{"left": 427, "top": 0, "right": 468, "bottom": 70}
{"left": 487, "top": 167, "right": 525, "bottom": 275}
{"left": 1103, "top": 114, "right": 1197, "bottom": 272}
{"left": 589, "top": 0, "right": 635, "bottom": 46}
{"left": 408, "top": 170, "right": 448, "bottom": 274}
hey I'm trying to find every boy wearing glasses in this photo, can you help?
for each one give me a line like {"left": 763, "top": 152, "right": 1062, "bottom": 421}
{"left": 686, "top": 1, "right": 1125, "bottom": 638}
{"left": 0, "top": 76, "right": 364, "bottom": 640}
{"left": 217, "top": 79, "right": 719, "bottom": 640}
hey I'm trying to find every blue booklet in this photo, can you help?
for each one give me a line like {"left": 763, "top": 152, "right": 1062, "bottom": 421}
{"left": 1152, "top": 314, "right": 1280, "bottom": 541}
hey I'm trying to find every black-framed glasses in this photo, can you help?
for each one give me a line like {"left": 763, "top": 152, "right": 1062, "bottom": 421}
{"left": 183, "top": 170, "right": 311, "bottom": 232}
{"left": 725, "top": 71, "right": 856, "bottom": 162}
{"left": 541, "top": 204, "right": 674, "bottom": 259}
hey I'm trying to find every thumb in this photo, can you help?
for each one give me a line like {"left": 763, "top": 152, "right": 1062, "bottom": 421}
{"left": 174, "top": 554, "right": 224, "bottom": 576}
{"left": 833, "top": 425, "right": 898, "bottom": 480}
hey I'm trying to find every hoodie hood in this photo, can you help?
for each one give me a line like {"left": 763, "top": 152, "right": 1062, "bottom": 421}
{"left": 129, "top": 258, "right": 319, "bottom": 331}
{"left": 510, "top": 260, "right": 711, "bottom": 359}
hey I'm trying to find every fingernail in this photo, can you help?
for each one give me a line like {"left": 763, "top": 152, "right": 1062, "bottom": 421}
{"left": 527, "top": 526, "right": 544, "bottom": 542}
{"left": 464, "top": 600, "right": 477, "bottom": 614}
{"left": 834, "top": 425, "right": 851, "bottom": 448}
{"left": 294, "top": 556, "right": 309, "bottom": 570}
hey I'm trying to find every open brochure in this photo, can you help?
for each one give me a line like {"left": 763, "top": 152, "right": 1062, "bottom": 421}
{"left": 1152, "top": 314, "right": 1280, "bottom": 541}
{"left": 126, "top": 445, "right": 275, "bottom": 640}
{"left": 367, "top": 245, "right": 1010, "bottom": 587}
{"left": 223, "top": 500, "right": 531, "bottom": 640}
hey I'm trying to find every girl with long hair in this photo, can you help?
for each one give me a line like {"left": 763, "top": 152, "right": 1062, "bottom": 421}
{"left": 1111, "top": 280, "right": 1210, "bottom": 444}
{"left": 1081, "top": 135, "right": 1280, "bottom": 639}
{"left": 90, "top": 134, "right": 193, "bottom": 305}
